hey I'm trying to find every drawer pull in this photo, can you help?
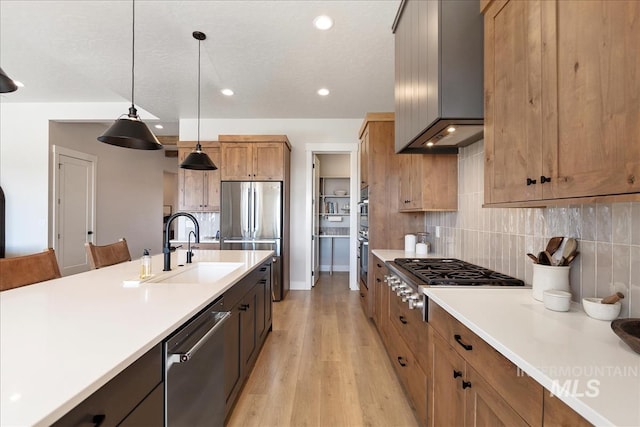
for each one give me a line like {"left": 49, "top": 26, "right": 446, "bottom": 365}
{"left": 453, "top": 370, "right": 462, "bottom": 379}
{"left": 399, "top": 315, "right": 407, "bottom": 324}
{"left": 377, "top": 263, "right": 382, "bottom": 268}
{"left": 462, "top": 381, "right": 472, "bottom": 389}
{"left": 360, "top": 293, "right": 365, "bottom": 298}
{"left": 92, "top": 414, "right": 106, "bottom": 427}
{"left": 397, "top": 356, "right": 407, "bottom": 367}
{"left": 376, "top": 278, "right": 381, "bottom": 283}
{"left": 454, "top": 334, "right": 473, "bottom": 351}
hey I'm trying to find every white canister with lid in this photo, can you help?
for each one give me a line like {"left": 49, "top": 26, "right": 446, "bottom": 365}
{"left": 404, "top": 234, "right": 416, "bottom": 252}
{"left": 532, "top": 264, "right": 570, "bottom": 301}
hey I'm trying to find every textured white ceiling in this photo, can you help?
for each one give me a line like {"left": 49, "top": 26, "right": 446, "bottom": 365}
{"left": 0, "top": 0, "right": 399, "bottom": 135}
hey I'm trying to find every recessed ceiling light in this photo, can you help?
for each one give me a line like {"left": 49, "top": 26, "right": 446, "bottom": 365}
{"left": 426, "top": 141, "right": 435, "bottom": 147}
{"left": 221, "top": 88, "right": 234, "bottom": 96}
{"left": 313, "top": 15, "right": 334, "bottom": 30}
{"left": 154, "top": 124, "right": 164, "bottom": 129}
{"left": 317, "top": 88, "right": 330, "bottom": 96}
{"left": 447, "top": 126, "right": 456, "bottom": 133}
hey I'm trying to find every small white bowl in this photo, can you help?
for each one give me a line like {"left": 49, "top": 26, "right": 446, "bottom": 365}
{"left": 543, "top": 290, "right": 572, "bottom": 312}
{"left": 334, "top": 190, "right": 347, "bottom": 196}
{"left": 582, "top": 297, "right": 622, "bottom": 321}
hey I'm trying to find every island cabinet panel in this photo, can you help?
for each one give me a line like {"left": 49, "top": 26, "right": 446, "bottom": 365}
{"left": 484, "top": 0, "right": 640, "bottom": 205}
{"left": 372, "top": 257, "right": 388, "bottom": 334}
{"left": 177, "top": 142, "right": 221, "bottom": 211}
{"left": 118, "top": 383, "right": 164, "bottom": 427}
{"left": 219, "top": 136, "right": 290, "bottom": 182}
{"left": 429, "top": 300, "right": 543, "bottom": 427}
{"left": 223, "top": 262, "right": 272, "bottom": 420}
{"left": 52, "top": 344, "right": 163, "bottom": 427}
{"left": 543, "top": 393, "right": 592, "bottom": 427}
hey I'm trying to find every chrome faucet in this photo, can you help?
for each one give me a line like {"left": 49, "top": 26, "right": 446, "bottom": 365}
{"left": 164, "top": 212, "right": 200, "bottom": 271}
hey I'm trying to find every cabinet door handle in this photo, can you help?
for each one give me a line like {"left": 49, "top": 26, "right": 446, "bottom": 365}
{"left": 397, "top": 356, "right": 407, "bottom": 367}
{"left": 526, "top": 178, "right": 537, "bottom": 186}
{"left": 540, "top": 175, "right": 551, "bottom": 184}
{"left": 399, "top": 315, "right": 407, "bottom": 324}
{"left": 454, "top": 334, "right": 473, "bottom": 351}
{"left": 360, "top": 293, "right": 365, "bottom": 298}
{"left": 453, "top": 370, "right": 462, "bottom": 378}
{"left": 462, "top": 381, "right": 472, "bottom": 389}
{"left": 376, "top": 278, "right": 381, "bottom": 283}
{"left": 92, "top": 414, "right": 106, "bottom": 427}
{"left": 377, "top": 263, "right": 382, "bottom": 268}
{"left": 239, "top": 304, "right": 249, "bottom": 311}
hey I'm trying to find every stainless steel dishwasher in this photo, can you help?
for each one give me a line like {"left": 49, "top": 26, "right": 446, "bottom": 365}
{"left": 164, "top": 297, "right": 230, "bottom": 426}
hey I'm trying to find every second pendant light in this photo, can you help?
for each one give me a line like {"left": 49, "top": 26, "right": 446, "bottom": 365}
{"left": 180, "top": 31, "right": 217, "bottom": 171}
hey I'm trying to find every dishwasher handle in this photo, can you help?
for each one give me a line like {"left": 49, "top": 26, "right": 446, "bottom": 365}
{"left": 170, "top": 311, "right": 230, "bottom": 364}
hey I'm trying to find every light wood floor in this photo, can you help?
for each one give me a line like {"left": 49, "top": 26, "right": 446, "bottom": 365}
{"left": 227, "top": 273, "right": 419, "bottom": 427}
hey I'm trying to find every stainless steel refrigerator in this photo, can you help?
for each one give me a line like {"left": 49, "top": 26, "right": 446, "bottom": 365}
{"left": 220, "top": 181, "right": 285, "bottom": 300}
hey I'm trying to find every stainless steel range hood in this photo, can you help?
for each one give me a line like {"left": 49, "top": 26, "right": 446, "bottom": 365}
{"left": 393, "top": 0, "right": 484, "bottom": 154}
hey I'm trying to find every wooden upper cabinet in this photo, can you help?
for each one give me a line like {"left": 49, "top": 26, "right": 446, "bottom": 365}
{"left": 543, "top": 0, "right": 640, "bottom": 199}
{"left": 484, "top": 0, "right": 543, "bottom": 204}
{"left": 360, "top": 127, "right": 369, "bottom": 188}
{"left": 398, "top": 154, "right": 458, "bottom": 212}
{"left": 177, "top": 142, "right": 220, "bottom": 212}
{"left": 219, "top": 136, "right": 290, "bottom": 181}
{"left": 484, "top": 0, "right": 640, "bottom": 205}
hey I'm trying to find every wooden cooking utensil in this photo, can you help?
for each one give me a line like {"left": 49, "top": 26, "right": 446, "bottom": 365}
{"left": 546, "top": 236, "right": 564, "bottom": 255}
{"left": 537, "top": 251, "right": 551, "bottom": 265}
{"left": 563, "top": 251, "right": 579, "bottom": 266}
{"left": 526, "top": 253, "right": 538, "bottom": 263}
{"left": 601, "top": 292, "right": 625, "bottom": 304}
{"left": 562, "top": 238, "right": 577, "bottom": 260}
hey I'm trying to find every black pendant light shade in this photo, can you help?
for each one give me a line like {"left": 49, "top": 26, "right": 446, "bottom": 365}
{"left": 181, "top": 143, "right": 218, "bottom": 170}
{"left": 0, "top": 67, "right": 18, "bottom": 93}
{"left": 97, "top": 0, "right": 162, "bottom": 150}
{"left": 98, "top": 106, "right": 162, "bottom": 150}
{"left": 180, "top": 31, "right": 217, "bottom": 170}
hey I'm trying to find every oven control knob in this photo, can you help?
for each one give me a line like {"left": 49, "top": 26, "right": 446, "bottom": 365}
{"left": 409, "top": 296, "right": 424, "bottom": 310}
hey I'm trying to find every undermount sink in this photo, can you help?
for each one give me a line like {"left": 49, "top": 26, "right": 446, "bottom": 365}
{"left": 611, "top": 318, "right": 640, "bottom": 354}
{"left": 147, "top": 262, "right": 244, "bottom": 284}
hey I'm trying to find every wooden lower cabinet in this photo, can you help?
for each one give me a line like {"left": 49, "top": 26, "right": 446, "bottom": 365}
{"left": 543, "top": 393, "right": 592, "bottom": 427}
{"left": 431, "top": 330, "right": 466, "bottom": 427}
{"left": 386, "top": 319, "right": 428, "bottom": 426}
{"left": 358, "top": 276, "right": 369, "bottom": 315}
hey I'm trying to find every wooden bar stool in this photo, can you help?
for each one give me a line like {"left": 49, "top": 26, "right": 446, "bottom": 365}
{"left": 85, "top": 238, "right": 132, "bottom": 269}
{"left": 0, "top": 248, "right": 62, "bottom": 291}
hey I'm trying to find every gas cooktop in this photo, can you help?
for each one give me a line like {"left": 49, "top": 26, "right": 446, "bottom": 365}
{"left": 391, "top": 258, "right": 525, "bottom": 287}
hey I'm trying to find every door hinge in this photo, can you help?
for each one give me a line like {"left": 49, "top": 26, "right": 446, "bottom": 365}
{"left": 312, "top": 270, "right": 314, "bottom": 276}
{"left": 58, "top": 198, "right": 61, "bottom": 205}
{"left": 57, "top": 233, "right": 61, "bottom": 239}
{"left": 58, "top": 163, "right": 62, "bottom": 169}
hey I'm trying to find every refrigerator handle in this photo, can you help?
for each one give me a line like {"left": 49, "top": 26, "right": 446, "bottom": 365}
{"left": 253, "top": 187, "right": 257, "bottom": 233}
{"left": 247, "top": 186, "right": 252, "bottom": 234}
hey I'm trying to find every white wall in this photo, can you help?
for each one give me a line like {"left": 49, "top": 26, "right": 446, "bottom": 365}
{"left": 0, "top": 102, "right": 157, "bottom": 256}
{"left": 49, "top": 122, "right": 176, "bottom": 257}
{"left": 179, "top": 118, "right": 362, "bottom": 289}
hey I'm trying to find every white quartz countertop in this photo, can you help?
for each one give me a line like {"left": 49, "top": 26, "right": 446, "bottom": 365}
{"left": 0, "top": 250, "right": 273, "bottom": 427}
{"left": 423, "top": 288, "right": 640, "bottom": 427}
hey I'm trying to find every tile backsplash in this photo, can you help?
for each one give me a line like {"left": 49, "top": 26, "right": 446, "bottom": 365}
{"left": 176, "top": 212, "right": 220, "bottom": 240}
{"left": 425, "top": 140, "right": 639, "bottom": 318}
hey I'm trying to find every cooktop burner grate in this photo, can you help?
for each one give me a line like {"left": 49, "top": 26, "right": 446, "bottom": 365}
{"left": 393, "top": 258, "right": 525, "bottom": 287}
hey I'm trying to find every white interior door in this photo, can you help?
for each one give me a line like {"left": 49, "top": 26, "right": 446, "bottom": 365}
{"left": 53, "top": 147, "right": 96, "bottom": 276}
{"left": 312, "top": 155, "right": 320, "bottom": 285}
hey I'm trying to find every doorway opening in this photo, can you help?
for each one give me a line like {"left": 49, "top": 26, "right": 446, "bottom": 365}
{"left": 305, "top": 143, "right": 359, "bottom": 291}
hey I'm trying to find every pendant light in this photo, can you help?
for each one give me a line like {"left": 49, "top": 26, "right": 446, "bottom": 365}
{"left": 180, "top": 31, "right": 217, "bottom": 170}
{"left": 97, "top": 0, "right": 162, "bottom": 150}
{"left": 0, "top": 67, "right": 18, "bottom": 93}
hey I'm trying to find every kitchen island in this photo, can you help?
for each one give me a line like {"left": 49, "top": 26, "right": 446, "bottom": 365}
{"left": 0, "top": 249, "right": 273, "bottom": 426}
